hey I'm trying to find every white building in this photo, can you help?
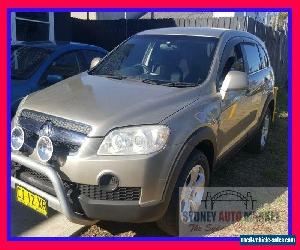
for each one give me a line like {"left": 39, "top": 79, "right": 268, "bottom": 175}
{"left": 71, "top": 12, "right": 145, "bottom": 20}
{"left": 11, "top": 12, "right": 71, "bottom": 44}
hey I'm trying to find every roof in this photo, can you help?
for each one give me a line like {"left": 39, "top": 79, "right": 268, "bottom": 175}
{"left": 12, "top": 41, "right": 106, "bottom": 52}
{"left": 137, "top": 27, "right": 246, "bottom": 38}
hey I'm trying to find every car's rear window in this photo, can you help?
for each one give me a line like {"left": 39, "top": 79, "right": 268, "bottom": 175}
{"left": 11, "top": 46, "right": 52, "bottom": 80}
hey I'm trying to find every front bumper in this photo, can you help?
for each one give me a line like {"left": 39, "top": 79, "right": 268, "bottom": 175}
{"left": 11, "top": 152, "right": 95, "bottom": 225}
{"left": 11, "top": 152, "right": 169, "bottom": 224}
{"left": 59, "top": 141, "right": 181, "bottom": 204}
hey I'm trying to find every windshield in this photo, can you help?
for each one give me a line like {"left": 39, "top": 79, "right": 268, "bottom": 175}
{"left": 90, "top": 35, "right": 218, "bottom": 87}
{"left": 11, "top": 46, "right": 52, "bottom": 80}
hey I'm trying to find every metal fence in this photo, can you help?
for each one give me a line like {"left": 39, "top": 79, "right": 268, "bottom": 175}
{"left": 71, "top": 16, "right": 288, "bottom": 86}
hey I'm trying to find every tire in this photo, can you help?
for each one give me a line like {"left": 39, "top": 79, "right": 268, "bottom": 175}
{"left": 156, "top": 149, "right": 210, "bottom": 236}
{"left": 246, "top": 108, "right": 272, "bottom": 154}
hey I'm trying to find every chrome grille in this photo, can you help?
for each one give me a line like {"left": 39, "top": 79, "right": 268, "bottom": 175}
{"left": 20, "top": 109, "right": 92, "bottom": 135}
{"left": 18, "top": 109, "right": 89, "bottom": 155}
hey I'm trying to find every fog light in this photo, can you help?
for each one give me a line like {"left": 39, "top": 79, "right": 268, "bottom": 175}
{"left": 11, "top": 126, "right": 24, "bottom": 151}
{"left": 99, "top": 173, "right": 119, "bottom": 191}
{"left": 37, "top": 136, "right": 53, "bottom": 162}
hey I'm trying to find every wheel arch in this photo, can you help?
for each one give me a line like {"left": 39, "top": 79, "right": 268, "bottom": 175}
{"left": 162, "top": 126, "right": 217, "bottom": 204}
{"left": 260, "top": 94, "right": 275, "bottom": 124}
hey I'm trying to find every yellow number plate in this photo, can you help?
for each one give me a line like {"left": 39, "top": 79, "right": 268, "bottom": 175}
{"left": 16, "top": 185, "right": 48, "bottom": 216}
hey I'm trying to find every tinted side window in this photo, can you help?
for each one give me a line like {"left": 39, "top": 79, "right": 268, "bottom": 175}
{"left": 220, "top": 44, "right": 245, "bottom": 81}
{"left": 241, "top": 43, "right": 261, "bottom": 74}
{"left": 48, "top": 52, "right": 80, "bottom": 79}
{"left": 257, "top": 45, "right": 269, "bottom": 69}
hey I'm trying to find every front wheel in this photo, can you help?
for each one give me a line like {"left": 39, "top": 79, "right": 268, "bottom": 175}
{"left": 156, "top": 150, "right": 210, "bottom": 235}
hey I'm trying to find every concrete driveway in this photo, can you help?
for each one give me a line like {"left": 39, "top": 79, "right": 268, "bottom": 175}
{"left": 10, "top": 191, "right": 85, "bottom": 237}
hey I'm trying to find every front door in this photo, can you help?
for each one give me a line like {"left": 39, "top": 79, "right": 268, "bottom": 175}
{"left": 217, "top": 41, "right": 255, "bottom": 158}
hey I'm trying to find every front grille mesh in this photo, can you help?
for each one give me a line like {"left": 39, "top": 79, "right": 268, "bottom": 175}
{"left": 79, "top": 185, "right": 141, "bottom": 201}
{"left": 52, "top": 140, "right": 80, "bottom": 153}
{"left": 24, "top": 168, "right": 51, "bottom": 183}
{"left": 20, "top": 109, "right": 92, "bottom": 135}
{"left": 16, "top": 167, "right": 141, "bottom": 201}
{"left": 18, "top": 109, "right": 89, "bottom": 154}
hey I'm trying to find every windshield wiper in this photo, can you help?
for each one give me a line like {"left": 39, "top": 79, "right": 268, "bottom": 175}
{"left": 102, "top": 74, "right": 127, "bottom": 80}
{"left": 142, "top": 78, "right": 165, "bottom": 85}
{"left": 142, "top": 78, "right": 198, "bottom": 88}
{"left": 165, "top": 82, "right": 199, "bottom": 88}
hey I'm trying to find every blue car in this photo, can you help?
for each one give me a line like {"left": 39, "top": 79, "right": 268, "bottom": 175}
{"left": 11, "top": 41, "right": 107, "bottom": 116}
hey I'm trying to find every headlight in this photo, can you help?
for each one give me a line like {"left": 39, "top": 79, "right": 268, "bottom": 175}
{"left": 97, "top": 125, "right": 170, "bottom": 155}
{"left": 11, "top": 126, "right": 24, "bottom": 150}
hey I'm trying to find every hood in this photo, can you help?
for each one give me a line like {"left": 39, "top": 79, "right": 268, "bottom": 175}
{"left": 22, "top": 73, "right": 200, "bottom": 136}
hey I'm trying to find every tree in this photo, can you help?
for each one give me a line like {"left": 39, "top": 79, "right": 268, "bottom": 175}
{"left": 274, "top": 12, "right": 288, "bottom": 31}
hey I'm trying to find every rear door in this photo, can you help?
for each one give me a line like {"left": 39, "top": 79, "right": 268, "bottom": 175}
{"left": 241, "top": 41, "right": 266, "bottom": 130}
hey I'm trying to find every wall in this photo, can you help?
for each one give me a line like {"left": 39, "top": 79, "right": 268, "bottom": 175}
{"left": 54, "top": 12, "right": 71, "bottom": 41}
{"left": 96, "top": 12, "right": 146, "bottom": 20}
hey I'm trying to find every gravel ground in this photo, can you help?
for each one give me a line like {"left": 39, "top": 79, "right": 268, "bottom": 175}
{"left": 81, "top": 88, "right": 288, "bottom": 237}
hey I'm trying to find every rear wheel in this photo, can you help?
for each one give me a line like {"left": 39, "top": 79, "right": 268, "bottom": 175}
{"left": 156, "top": 150, "right": 210, "bottom": 235}
{"left": 246, "top": 108, "right": 271, "bottom": 153}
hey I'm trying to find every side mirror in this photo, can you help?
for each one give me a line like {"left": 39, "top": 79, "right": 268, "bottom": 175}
{"left": 90, "top": 57, "right": 102, "bottom": 70}
{"left": 220, "top": 71, "right": 248, "bottom": 99}
{"left": 46, "top": 74, "right": 63, "bottom": 85}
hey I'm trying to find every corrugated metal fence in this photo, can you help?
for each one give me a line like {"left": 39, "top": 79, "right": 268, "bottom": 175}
{"left": 71, "top": 16, "right": 288, "bottom": 86}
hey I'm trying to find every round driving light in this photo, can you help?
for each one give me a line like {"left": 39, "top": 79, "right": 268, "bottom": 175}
{"left": 37, "top": 136, "right": 53, "bottom": 162}
{"left": 99, "top": 173, "right": 119, "bottom": 191}
{"left": 11, "top": 126, "right": 24, "bottom": 151}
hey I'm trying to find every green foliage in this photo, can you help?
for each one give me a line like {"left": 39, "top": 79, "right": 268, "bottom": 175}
{"left": 278, "top": 12, "right": 288, "bottom": 22}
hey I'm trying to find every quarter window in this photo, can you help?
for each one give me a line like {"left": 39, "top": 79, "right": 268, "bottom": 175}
{"left": 241, "top": 43, "right": 261, "bottom": 74}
